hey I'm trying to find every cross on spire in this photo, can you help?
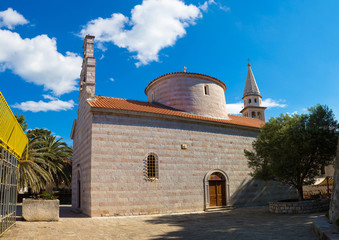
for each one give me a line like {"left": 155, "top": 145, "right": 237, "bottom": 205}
{"left": 183, "top": 66, "right": 187, "bottom": 72}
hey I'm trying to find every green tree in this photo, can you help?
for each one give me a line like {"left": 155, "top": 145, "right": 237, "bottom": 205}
{"left": 19, "top": 132, "right": 73, "bottom": 192}
{"left": 15, "top": 113, "right": 73, "bottom": 192}
{"left": 39, "top": 135, "right": 72, "bottom": 188}
{"left": 245, "top": 104, "right": 338, "bottom": 201}
{"left": 26, "top": 128, "right": 52, "bottom": 141}
{"left": 15, "top": 113, "right": 28, "bottom": 131}
{"left": 18, "top": 137, "right": 54, "bottom": 192}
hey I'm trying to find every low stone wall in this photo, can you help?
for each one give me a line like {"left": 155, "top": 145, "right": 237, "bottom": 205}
{"left": 269, "top": 199, "right": 330, "bottom": 214}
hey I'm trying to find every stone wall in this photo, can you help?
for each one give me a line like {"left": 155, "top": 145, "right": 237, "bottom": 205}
{"left": 72, "top": 35, "right": 96, "bottom": 216}
{"left": 269, "top": 199, "right": 330, "bottom": 214}
{"left": 87, "top": 111, "right": 296, "bottom": 217}
{"left": 71, "top": 92, "right": 93, "bottom": 216}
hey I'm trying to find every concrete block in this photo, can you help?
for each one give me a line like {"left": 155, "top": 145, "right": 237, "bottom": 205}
{"left": 22, "top": 199, "right": 59, "bottom": 221}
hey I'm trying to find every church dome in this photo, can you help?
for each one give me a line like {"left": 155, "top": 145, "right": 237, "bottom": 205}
{"left": 145, "top": 72, "right": 228, "bottom": 119}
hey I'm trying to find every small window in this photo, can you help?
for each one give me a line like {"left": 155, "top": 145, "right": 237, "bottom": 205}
{"left": 151, "top": 92, "right": 155, "bottom": 102}
{"left": 254, "top": 98, "right": 257, "bottom": 103}
{"left": 204, "top": 85, "right": 210, "bottom": 95}
{"left": 248, "top": 99, "right": 251, "bottom": 104}
{"left": 252, "top": 112, "right": 256, "bottom": 118}
{"left": 145, "top": 153, "right": 159, "bottom": 180}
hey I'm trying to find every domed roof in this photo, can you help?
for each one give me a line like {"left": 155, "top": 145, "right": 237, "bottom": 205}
{"left": 145, "top": 72, "right": 226, "bottom": 95}
{"left": 144, "top": 71, "right": 229, "bottom": 119}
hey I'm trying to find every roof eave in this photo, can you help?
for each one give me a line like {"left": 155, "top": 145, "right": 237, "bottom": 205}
{"left": 240, "top": 106, "right": 267, "bottom": 113}
{"left": 90, "top": 107, "right": 263, "bottom": 132}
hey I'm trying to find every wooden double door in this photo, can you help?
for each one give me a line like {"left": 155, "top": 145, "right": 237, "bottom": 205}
{"left": 209, "top": 180, "right": 226, "bottom": 207}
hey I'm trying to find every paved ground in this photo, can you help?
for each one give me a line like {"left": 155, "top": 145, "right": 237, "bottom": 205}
{"left": 1, "top": 205, "right": 320, "bottom": 240}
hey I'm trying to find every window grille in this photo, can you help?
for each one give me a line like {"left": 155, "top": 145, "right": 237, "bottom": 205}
{"left": 144, "top": 153, "right": 159, "bottom": 181}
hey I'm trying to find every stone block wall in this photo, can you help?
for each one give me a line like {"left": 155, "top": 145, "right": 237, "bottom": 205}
{"left": 71, "top": 92, "right": 94, "bottom": 216}
{"left": 269, "top": 199, "right": 330, "bottom": 214}
{"left": 87, "top": 111, "right": 296, "bottom": 217}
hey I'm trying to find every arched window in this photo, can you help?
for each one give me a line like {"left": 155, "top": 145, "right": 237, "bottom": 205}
{"left": 254, "top": 98, "right": 257, "bottom": 103}
{"left": 252, "top": 111, "right": 256, "bottom": 118}
{"left": 204, "top": 85, "right": 210, "bottom": 95}
{"left": 145, "top": 153, "right": 159, "bottom": 180}
{"left": 248, "top": 99, "right": 251, "bottom": 104}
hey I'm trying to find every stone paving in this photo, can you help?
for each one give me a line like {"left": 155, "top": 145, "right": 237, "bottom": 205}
{"left": 1, "top": 205, "right": 320, "bottom": 240}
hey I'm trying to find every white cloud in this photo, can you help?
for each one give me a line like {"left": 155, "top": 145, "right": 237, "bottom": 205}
{"left": 0, "top": 8, "right": 28, "bottom": 30}
{"left": 12, "top": 98, "right": 74, "bottom": 112}
{"left": 199, "top": 0, "right": 216, "bottom": 12}
{"left": 199, "top": 0, "right": 229, "bottom": 12}
{"left": 262, "top": 98, "right": 287, "bottom": 108}
{"left": 227, "top": 98, "right": 286, "bottom": 115}
{"left": 227, "top": 102, "right": 243, "bottom": 114}
{"left": 42, "top": 94, "right": 57, "bottom": 101}
{"left": 109, "top": 77, "right": 114, "bottom": 82}
{"left": 286, "top": 111, "right": 298, "bottom": 116}
{"left": 0, "top": 29, "right": 82, "bottom": 95}
{"left": 80, "top": 0, "right": 202, "bottom": 66}
{"left": 219, "top": 5, "right": 230, "bottom": 12}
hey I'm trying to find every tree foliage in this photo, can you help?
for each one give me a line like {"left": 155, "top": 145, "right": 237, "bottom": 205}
{"left": 15, "top": 113, "right": 28, "bottom": 131}
{"left": 245, "top": 104, "right": 338, "bottom": 201}
{"left": 15, "top": 115, "right": 72, "bottom": 192}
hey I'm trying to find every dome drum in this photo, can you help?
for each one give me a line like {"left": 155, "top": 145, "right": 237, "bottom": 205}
{"left": 145, "top": 72, "right": 229, "bottom": 119}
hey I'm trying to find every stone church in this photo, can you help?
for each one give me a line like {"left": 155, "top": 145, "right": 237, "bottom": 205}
{"left": 71, "top": 35, "right": 295, "bottom": 217}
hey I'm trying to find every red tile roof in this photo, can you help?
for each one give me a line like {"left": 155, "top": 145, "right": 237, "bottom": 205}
{"left": 88, "top": 96, "right": 264, "bottom": 129}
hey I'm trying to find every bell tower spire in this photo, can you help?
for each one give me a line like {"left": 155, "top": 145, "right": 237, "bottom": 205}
{"left": 240, "top": 63, "right": 266, "bottom": 121}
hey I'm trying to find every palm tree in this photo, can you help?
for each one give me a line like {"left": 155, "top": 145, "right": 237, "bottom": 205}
{"left": 40, "top": 135, "right": 72, "bottom": 188}
{"left": 18, "top": 130, "right": 72, "bottom": 193}
{"left": 18, "top": 137, "right": 53, "bottom": 192}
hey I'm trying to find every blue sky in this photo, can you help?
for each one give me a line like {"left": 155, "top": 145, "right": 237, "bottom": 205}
{"left": 0, "top": 0, "right": 338, "bottom": 146}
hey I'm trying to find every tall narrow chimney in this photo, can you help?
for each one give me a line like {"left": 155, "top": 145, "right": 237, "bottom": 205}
{"left": 80, "top": 35, "right": 96, "bottom": 100}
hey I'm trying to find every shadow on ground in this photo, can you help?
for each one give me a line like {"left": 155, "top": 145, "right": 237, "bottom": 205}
{"left": 16, "top": 204, "right": 88, "bottom": 220}
{"left": 144, "top": 207, "right": 319, "bottom": 240}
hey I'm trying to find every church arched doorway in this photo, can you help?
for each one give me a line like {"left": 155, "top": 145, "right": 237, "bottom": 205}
{"left": 208, "top": 172, "right": 226, "bottom": 207}
{"left": 204, "top": 170, "right": 229, "bottom": 209}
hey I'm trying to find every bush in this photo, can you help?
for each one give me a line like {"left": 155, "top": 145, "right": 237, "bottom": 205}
{"left": 40, "top": 191, "right": 57, "bottom": 200}
{"left": 335, "top": 218, "right": 339, "bottom": 226}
